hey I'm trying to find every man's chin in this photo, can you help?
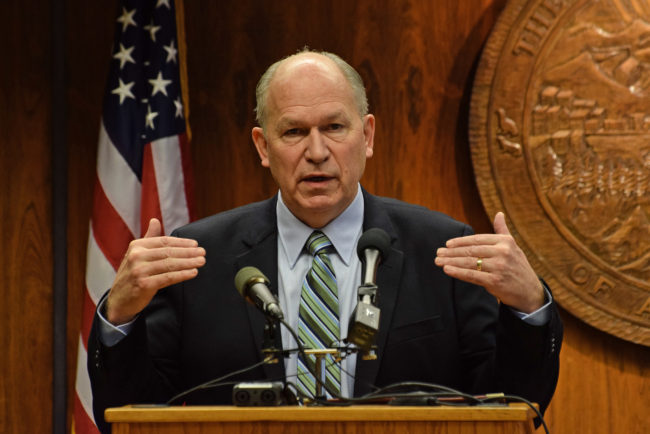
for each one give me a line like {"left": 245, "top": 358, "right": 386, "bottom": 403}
{"left": 299, "top": 194, "right": 339, "bottom": 212}
{"left": 285, "top": 193, "right": 347, "bottom": 227}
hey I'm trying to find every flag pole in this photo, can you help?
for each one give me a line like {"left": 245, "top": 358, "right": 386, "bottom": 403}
{"left": 175, "top": 0, "right": 191, "bottom": 141}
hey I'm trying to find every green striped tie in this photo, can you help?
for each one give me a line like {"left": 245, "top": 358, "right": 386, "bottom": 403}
{"left": 297, "top": 231, "right": 341, "bottom": 397}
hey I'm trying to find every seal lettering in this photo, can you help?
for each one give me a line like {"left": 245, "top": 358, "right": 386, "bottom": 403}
{"left": 512, "top": 0, "right": 565, "bottom": 56}
{"left": 570, "top": 263, "right": 590, "bottom": 285}
{"left": 635, "top": 297, "right": 650, "bottom": 316}
{"left": 591, "top": 275, "right": 614, "bottom": 296}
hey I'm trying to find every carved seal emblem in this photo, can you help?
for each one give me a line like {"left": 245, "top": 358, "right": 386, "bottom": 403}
{"left": 470, "top": 0, "right": 650, "bottom": 345}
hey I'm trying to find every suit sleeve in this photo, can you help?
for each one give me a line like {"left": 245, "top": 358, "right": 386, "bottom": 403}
{"left": 87, "top": 287, "right": 183, "bottom": 433}
{"left": 495, "top": 294, "right": 563, "bottom": 415}
{"left": 451, "top": 224, "right": 563, "bottom": 416}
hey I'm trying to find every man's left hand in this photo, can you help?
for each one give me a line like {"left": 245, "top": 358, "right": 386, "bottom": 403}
{"left": 434, "top": 212, "right": 544, "bottom": 314}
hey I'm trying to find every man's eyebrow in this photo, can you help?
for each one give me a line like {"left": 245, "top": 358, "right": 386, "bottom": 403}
{"left": 323, "top": 111, "right": 349, "bottom": 123}
{"left": 277, "top": 118, "right": 301, "bottom": 127}
{"left": 274, "top": 118, "right": 302, "bottom": 133}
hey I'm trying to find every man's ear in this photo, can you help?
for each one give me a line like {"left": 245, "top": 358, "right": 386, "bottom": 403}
{"left": 363, "top": 114, "right": 375, "bottom": 159}
{"left": 252, "top": 127, "right": 270, "bottom": 168}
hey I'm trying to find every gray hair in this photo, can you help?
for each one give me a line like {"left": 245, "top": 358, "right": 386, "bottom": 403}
{"left": 254, "top": 48, "right": 369, "bottom": 130}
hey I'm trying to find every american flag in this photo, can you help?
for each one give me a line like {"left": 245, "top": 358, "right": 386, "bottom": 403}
{"left": 73, "top": 0, "right": 193, "bottom": 432}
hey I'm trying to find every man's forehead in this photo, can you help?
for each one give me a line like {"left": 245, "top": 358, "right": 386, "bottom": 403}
{"left": 276, "top": 53, "right": 339, "bottom": 77}
{"left": 275, "top": 72, "right": 339, "bottom": 97}
{"left": 266, "top": 57, "right": 357, "bottom": 127}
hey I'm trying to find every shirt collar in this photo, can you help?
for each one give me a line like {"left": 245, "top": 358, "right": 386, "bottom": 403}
{"left": 277, "top": 186, "right": 364, "bottom": 269}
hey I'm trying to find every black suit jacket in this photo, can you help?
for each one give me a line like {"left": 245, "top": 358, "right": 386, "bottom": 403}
{"left": 88, "top": 190, "right": 562, "bottom": 433}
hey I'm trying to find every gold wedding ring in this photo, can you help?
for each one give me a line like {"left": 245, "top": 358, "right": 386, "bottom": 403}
{"left": 476, "top": 258, "right": 483, "bottom": 272}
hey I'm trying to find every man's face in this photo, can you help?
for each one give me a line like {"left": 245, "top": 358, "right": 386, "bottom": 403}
{"left": 252, "top": 56, "right": 375, "bottom": 228}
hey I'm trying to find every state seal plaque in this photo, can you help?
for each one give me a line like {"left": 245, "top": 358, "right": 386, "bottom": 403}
{"left": 470, "top": 0, "right": 650, "bottom": 345}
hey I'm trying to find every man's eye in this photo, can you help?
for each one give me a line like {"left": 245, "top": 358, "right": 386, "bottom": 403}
{"left": 283, "top": 128, "right": 300, "bottom": 136}
{"left": 328, "top": 123, "right": 343, "bottom": 131}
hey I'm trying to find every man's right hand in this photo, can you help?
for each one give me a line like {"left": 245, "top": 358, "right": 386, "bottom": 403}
{"left": 105, "top": 218, "right": 206, "bottom": 325}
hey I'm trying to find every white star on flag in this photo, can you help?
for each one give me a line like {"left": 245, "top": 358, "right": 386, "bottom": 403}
{"left": 113, "top": 43, "right": 136, "bottom": 69}
{"left": 144, "top": 19, "right": 161, "bottom": 42}
{"left": 145, "top": 104, "right": 159, "bottom": 129}
{"left": 116, "top": 7, "right": 137, "bottom": 32}
{"left": 148, "top": 71, "right": 172, "bottom": 96}
{"left": 157, "top": 0, "right": 171, "bottom": 9}
{"left": 174, "top": 97, "right": 184, "bottom": 118}
{"left": 111, "top": 78, "right": 136, "bottom": 104}
{"left": 164, "top": 39, "right": 178, "bottom": 63}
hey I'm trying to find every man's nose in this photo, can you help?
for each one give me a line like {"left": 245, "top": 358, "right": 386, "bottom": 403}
{"left": 304, "top": 128, "right": 330, "bottom": 163}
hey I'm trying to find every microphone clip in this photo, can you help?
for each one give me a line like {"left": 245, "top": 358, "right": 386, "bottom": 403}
{"left": 261, "top": 318, "right": 301, "bottom": 362}
{"left": 346, "top": 283, "right": 381, "bottom": 351}
{"left": 261, "top": 319, "right": 282, "bottom": 363}
{"left": 357, "top": 282, "right": 379, "bottom": 305}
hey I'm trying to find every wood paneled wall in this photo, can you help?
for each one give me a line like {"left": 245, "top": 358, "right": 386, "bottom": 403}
{"left": 0, "top": 1, "right": 54, "bottom": 433}
{"left": 1, "top": 0, "right": 648, "bottom": 433}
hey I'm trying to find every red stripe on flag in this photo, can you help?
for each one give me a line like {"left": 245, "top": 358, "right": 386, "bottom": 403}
{"left": 80, "top": 286, "right": 98, "bottom": 351}
{"left": 178, "top": 132, "right": 195, "bottom": 222}
{"left": 73, "top": 393, "right": 100, "bottom": 434}
{"left": 91, "top": 175, "right": 134, "bottom": 271}
{"left": 141, "top": 142, "right": 164, "bottom": 235}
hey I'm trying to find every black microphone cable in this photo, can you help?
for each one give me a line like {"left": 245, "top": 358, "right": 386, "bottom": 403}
{"left": 165, "top": 353, "right": 548, "bottom": 432}
{"left": 347, "top": 381, "right": 550, "bottom": 434}
{"left": 165, "top": 357, "right": 273, "bottom": 405}
{"left": 165, "top": 316, "right": 345, "bottom": 406}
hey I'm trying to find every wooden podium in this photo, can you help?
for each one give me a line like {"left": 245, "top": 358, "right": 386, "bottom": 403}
{"left": 105, "top": 404, "right": 536, "bottom": 433}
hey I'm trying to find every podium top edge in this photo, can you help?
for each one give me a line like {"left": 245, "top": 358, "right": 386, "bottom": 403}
{"left": 105, "top": 403, "right": 536, "bottom": 423}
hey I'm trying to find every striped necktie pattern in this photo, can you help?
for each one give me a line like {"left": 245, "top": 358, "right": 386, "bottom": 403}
{"left": 297, "top": 231, "right": 341, "bottom": 397}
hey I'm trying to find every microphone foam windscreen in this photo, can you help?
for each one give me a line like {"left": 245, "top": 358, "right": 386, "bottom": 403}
{"left": 356, "top": 228, "right": 391, "bottom": 259}
{"left": 234, "top": 266, "right": 267, "bottom": 296}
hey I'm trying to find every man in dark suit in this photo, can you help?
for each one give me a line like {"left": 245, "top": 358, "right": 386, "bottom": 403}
{"left": 89, "top": 49, "right": 562, "bottom": 433}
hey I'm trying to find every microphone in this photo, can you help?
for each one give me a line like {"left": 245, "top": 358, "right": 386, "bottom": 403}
{"left": 235, "top": 266, "right": 284, "bottom": 320}
{"left": 357, "top": 228, "right": 392, "bottom": 290}
{"left": 347, "top": 228, "right": 391, "bottom": 351}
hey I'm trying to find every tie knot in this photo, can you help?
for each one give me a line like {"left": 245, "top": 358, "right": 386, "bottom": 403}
{"left": 306, "top": 231, "right": 332, "bottom": 256}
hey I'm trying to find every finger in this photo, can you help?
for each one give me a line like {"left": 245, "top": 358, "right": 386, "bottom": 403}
{"left": 436, "top": 245, "right": 498, "bottom": 259}
{"left": 493, "top": 212, "right": 511, "bottom": 236}
{"left": 132, "top": 254, "right": 206, "bottom": 277}
{"left": 435, "top": 255, "right": 488, "bottom": 272}
{"left": 445, "top": 233, "right": 504, "bottom": 248}
{"left": 144, "top": 218, "right": 162, "bottom": 238}
{"left": 129, "top": 245, "right": 206, "bottom": 263}
{"left": 130, "top": 235, "right": 199, "bottom": 250}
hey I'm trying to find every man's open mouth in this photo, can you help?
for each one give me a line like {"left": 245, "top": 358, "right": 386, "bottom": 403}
{"left": 304, "top": 176, "right": 331, "bottom": 182}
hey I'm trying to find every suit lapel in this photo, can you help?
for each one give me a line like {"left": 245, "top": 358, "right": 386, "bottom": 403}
{"left": 354, "top": 190, "right": 404, "bottom": 396}
{"left": 233, "top": 196, "right": 286, "bottom": 382}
